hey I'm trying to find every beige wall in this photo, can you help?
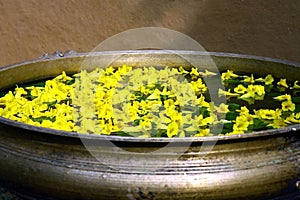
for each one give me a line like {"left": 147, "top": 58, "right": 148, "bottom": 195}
{"left": 0, "top": 0, "right": 299, "bottom": 67}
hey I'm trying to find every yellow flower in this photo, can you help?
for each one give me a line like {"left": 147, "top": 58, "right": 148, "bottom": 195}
{"left": 239, "top": 85, "right": 265, "bottom": 104}
{"left": 242, "top": 74, "right": 255, "bottom": 84}
{"left": 105, "top": 66, "right": 115, "bottom": 75}
{"left": 198, "top": 115, "right": 213, "bottom": 127}
{"left": 178, "top": 66, "right": 189, "bottom": 75}
{"left": 229, "top": 114, "right": 253, "bottom": 134}
{"left": 14, "top": 87, "right": 27, "bottom": 99}
{"left": 254, "top": 109, "right": 277, "bottom": 120}
{"left": 277, "top": 79, "right": 288, "bottom": 88}
{"left": 246, "top": 84, "right": 265, "bottom": 96}
{"left": 221, "top": 70, "right": 239, "bottom": 80}
{"left": 235, "top": 116, "right": 251, "bottom": 129}
{"left": 38, "top": 104, "right": 48, "bottom": 112}
{"left": 292, "top": 80, "right": 300, "bottom": 89}
{"left": 232, "top": 122, "right": 248, "bottom": 133}
{"left": 190, "top": 67, "right": 200, "bottom": 78}
{"left": 27, "top": 86, "right": 44, "bottom": 97}
{"left": 253, "top": 85, "right": 265, "bottom": 97}
{"left": 218, "top": 88, "right": 239, "bottom": 99}
{"left": 140, "top": 85, "right": 150, "bottom": 95}
{"left": 264, "top": 74, "right": 274, "bottom": 85}
{"left": 41, "top": 120, "right": 54, "bottom": 128}
{"left": 230, "top": 119, "right": 248, "bottom": 134}
{"left": 147, "top": 88, "right": 161, "bottom": 100}
{"left": 199, "top": 70, "right": 217, "bottom": 77}
{"left": 190, "top": 78, "right": 207, "bottom": 94}
{"left": 214, "top": 103, "right": 229, "bottom": 113}
{"left": 167, "top": 121, "right": 179, "bottom": 137}
{"left": 282, "top": 100, "right": 295, "bottom": 111}
{"left": 196, "top": 94, "right": 210, "bottom": 108}
{"left": 234, "top": 84, "right": 247, "bottom": 94}
{"left": 55, "top": 71, "right": 73, "bottom": 81}
{"left": 238, "top": 106, "right": 250, "bottom": 115}
{"left": 140, "top": 118, "right": 152, "bottom": 130}
{"left": 195, "top": 128, "right": 210, "bottom": 137}
{"left": 160, "top": 85, "right": 171, "bottom": 96}
{"left": 285, "top": 113, "right": 300, "bottom": 124}
{"left": 274, "top": 94, "right": 291, "bottom": 101}
{"left": 268, "top": 118, "right": 286, "bottom": 129}
{"left": 239, "top": 93, "right": 255, "bottom": 104}
{"left": 255, "top": 74, "right": 274, "bottom": 85}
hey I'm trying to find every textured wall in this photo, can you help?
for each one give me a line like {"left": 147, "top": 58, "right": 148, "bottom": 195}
{"left": 0, "top": 0, "right": 299, "bottom": 67}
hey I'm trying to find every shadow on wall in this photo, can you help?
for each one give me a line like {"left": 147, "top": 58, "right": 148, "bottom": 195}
{"left": 103, "top": 0, "right": 300, "bottom": 62}
{"left": 183, "top": 0, "right": 300, "bottom": 62}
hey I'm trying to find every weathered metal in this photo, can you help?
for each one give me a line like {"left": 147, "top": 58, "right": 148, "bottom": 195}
{"left": 0, "top": 51, "right": 299, "bottom": 199}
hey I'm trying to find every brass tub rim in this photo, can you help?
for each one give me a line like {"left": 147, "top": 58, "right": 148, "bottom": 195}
{"left": 0, "top": 50, "right": 300, "bottom": 143}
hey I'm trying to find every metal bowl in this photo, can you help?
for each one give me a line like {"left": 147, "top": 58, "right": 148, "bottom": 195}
{"left": 0, "top": 50, "right": 299, "bottom": 200}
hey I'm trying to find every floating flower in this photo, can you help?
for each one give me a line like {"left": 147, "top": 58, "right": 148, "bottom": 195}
{"left": 221, "top": 70, "right": 239, "bottom": 80}
{"left": 195, "top": 128, "right": 210, "bottom": 137}
{"left": 254, "top": 109, "right": 277, "bottom": 120}
{"left": 198, "top": 115, "right": 212, "bottom": 127}
{"left": 239, "top": 85, "right": 265, "bottom": 104}
{"left": 190, "top": 68, "right": 200, "bottom": 78}
{"left": 264, "top": 74, "right": 274, "bottom": 85}
{"left": 214, "top": 103, "right": 229, "bottom": 113}
{"left": 292, "top": 80, "right": 300, "bottom": 89}
{"left": 285, "top": 113, "right": 300, "bottom": 124}
{"left": 243, "top": 74, "right": 255, "bottom": 84}
{"left": 268, "top": 118, "right": 286, "bottom": 129}
{"left": 199, "top": 70, "right": 217, "bottom": 77}
{"left": 282, "top": 100, "right": 295, "bottom": 112}
{"left": 232, "top": 121, "right": 249, "bottom": 133}
{"left": 238, "top": 106, "right": 250, "bottom": 115}
{"left": 167, "top": 121, "right": 179, "bottom": 137}
{"left": 196, "top": 95, "right": 210, "bottom": 108}
{"left": 234, "top": 84, "right": 247, "bottom": 94}
{"left": 256, "top": 74, "right": 274, "bottom": 85}
{"left": 14, "top": 87, "right": 27, "bottom": 99}
{"left": 277, "top": 79, "right": 288, "bottom": 88}
{"left": 218, "top": 88, "right": 239, "bottom": 99}
{"left": 178, "top": 66, "right": 189, "bottom": 75}
{"left": 274, "top": 94, "right": 291, "bottom": 101}
{"left": 190, "top": 78, "right": 207, "bottom": 94}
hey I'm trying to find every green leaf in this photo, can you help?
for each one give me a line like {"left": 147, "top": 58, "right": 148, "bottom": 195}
{"left": 22, "top": 80, "right": 46, "bottom": 88}
{"left": 154, "top": 129, "right": 168, "bottom": 137}
{"left": 292, "top": 97, "right": 300, "bottom": 103}
{"left": 223, "top": 122, "right": 234, "bottom": 130}
{"left": 223, "top": 79, "right": 242, "bottom": 84}
{"left": 228, "top": 103, "right": 240, "bottom": 111}
{"left": 294, "top": 104, "right": 300, "bottom": 113}
{"left": 225, "top": 111, "right": 238, "bottom": 120}
{"left": 44, "top": 100, "right": 57, "bottom": 108}
{"left": 113, "top": 131, "right": 132, "bottom": 137}
{"left": 249, "top": 118, "right": 268, "bottom": 130}
{"left": 268, "top": 92, "right": 282, "bottom": 97}
{"left": 30, "top": 116, "right": 56, "bottom": 123}
{"left": 199, "top": 107, "right": 210, "bottom": 118}
{"left": 0, "top": 90, "right": 9, "bottom": 98}
{"left": 221, "top": 128, "right": 232, "bottom": 134}
{"left": 65, "top": 78, "right": 76, "bottom": 85}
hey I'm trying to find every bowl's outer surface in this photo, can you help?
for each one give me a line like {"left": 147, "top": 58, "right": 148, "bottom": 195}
{"left": 0, "top": 51, "right": 299, "bottom": 200}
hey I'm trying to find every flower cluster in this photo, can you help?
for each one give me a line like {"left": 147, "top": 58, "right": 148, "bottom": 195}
{"left": 0, "top": 72, "right": 74, "bottom": 131}
{"left": 0, "top": 66, "right": 299, "bottom": 137}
